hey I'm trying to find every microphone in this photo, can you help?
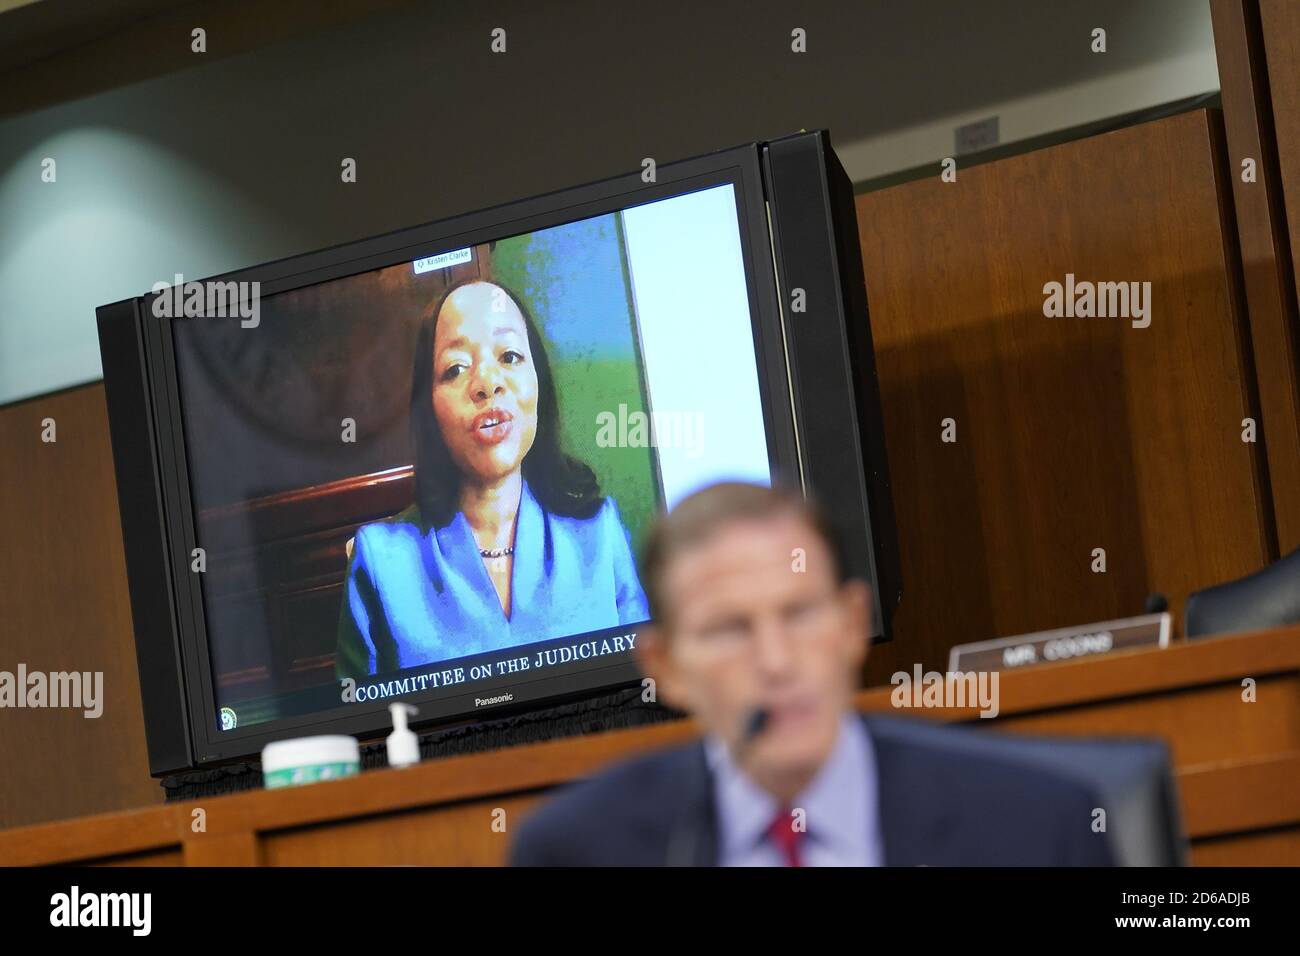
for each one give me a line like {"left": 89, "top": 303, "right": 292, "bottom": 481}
{"left": 734, "top": 706, "right": 770, "bottom": 761}
{"left": 1144, "top": 592, "right": 1169, "bottom": 614}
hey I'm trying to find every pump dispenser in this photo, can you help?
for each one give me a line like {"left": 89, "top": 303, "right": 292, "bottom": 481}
{"left": 386, "top": 703, "right": 420, "bottom": 768}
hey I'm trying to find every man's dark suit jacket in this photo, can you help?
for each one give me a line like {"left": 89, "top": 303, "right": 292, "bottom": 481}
{"left": 510, "top": 713, "right": 1116, "bottom": 866}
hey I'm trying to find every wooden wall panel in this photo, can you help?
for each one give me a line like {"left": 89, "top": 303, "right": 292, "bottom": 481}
{"left": 260, "top": 796, "right": 537, "bottom": 866}
{"left": 0, "top": 384, "right": 162, "bottom": 829}
{"left": 1211, "top": 0, "right": 1300, "bottom": 552}
{"left": 855, "top": 109, "right": 1269, "bottom": 684}
{"left": 1258, "top": 0, "right": 1300, "bottom": 452}
{"left": 1259, "top": 0, "right": 1300, "bottom": 358}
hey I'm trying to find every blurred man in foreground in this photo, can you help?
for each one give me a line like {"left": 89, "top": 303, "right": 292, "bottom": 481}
{"left": 510, "top": 482, "right": 1114, "bottom": 866}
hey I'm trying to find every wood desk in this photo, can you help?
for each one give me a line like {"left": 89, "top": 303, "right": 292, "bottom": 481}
{"left": 2, "top": 625, "right": 1297, "bottom": 866}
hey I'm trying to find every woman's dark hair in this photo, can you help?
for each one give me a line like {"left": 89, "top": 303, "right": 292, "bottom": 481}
{"left": 409, "top": 277, "right": 603, "bottom": 529}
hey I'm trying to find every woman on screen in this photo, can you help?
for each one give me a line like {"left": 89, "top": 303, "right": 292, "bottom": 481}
{"left": 336, "top": 279, "right": 650, "bottom": 679}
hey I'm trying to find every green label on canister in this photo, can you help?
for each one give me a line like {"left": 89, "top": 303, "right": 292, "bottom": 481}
{"left": 263, "top": 761, "right": 359, "bottom": 789}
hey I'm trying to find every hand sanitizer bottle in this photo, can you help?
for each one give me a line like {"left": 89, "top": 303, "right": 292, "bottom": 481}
{"left": 386, "top": 702, "right": 420, "bottom": 768}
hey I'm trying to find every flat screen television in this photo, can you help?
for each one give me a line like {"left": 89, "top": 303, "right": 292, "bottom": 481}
{"left": 96, "top": 129, "right": 900, "bottom": 776}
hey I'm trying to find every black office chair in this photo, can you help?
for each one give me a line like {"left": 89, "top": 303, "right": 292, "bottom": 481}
{"left": 1185, "top": 545, "right": 1300, "bottom": 639}
{"left": 894, "top": 719, "right": 1187, "bottom": 865}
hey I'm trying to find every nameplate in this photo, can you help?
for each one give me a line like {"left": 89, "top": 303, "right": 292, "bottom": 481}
{"left": 413, "top": 247, "right": 472, "bottom": 274}
{"left": 947, "top": 612, "right": 1170, "bottom": 673}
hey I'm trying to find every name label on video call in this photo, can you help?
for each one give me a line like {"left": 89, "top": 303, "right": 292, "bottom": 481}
{"left": 413, "top": 247, "right": 473, "bottom": 274}
{"left": 947, "top": 612, "right": 1171, "bottom": 673}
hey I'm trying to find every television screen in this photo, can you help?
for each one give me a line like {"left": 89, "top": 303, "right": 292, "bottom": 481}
{"left": 169, "top": 182, "right": 776, "bottom": 736}
{"left": 98, "top": 131, "right": 899, "bottom": 774}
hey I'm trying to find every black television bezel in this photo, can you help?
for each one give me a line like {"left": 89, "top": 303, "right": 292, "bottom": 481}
{"left": 102, "top": 143, "right": 825, "bottom": 773}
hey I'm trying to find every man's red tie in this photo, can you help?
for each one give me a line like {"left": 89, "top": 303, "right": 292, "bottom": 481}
{"left": 767, "top": 807, "right": 804, "bottom": 867}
